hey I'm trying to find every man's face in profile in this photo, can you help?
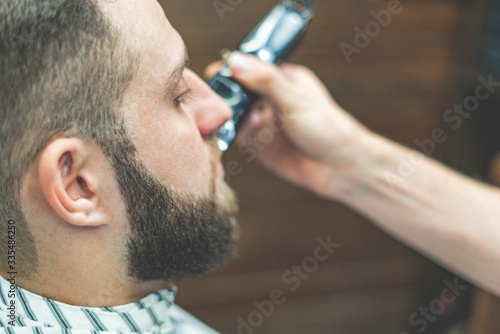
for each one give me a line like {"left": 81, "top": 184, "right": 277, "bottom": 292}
{"left": 101, "top": 0, "right": 239, "bottom": 282}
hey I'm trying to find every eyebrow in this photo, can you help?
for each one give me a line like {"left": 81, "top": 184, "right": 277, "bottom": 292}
{"left": 166, "top": 44, "right": 190, "bottom": 93}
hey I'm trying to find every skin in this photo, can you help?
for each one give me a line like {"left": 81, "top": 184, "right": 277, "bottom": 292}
{"left": 6, "top": 0, "right": 500, "bottom": 310}
{"left": 206, "top": 52, "right": 500, "bottom": 297}
{"left": 9, "top": 0, "right": 232, "bottom": 307}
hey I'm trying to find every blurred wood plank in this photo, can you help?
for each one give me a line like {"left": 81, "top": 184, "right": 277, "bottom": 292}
{"left": 465, "top": 150, "right": 500, "bottom": 333}
{"left": 174, "top": 25, "right": 455, "bottom": 57}
{"left": 182, "top": 285, "right": 419, "bottom": 333}
{"left": 176, "top": 256, "right": 426, "bottom": 307}
{"left": 163, "top": 0, "right": 459, "bottom": 29}
{"left": 467, "top": 289, "right": 500, "bottom": 333}
{"left": 256, "top": 313, "right": 414, "bottom": 334}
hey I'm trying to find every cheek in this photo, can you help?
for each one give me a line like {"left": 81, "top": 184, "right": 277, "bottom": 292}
{"left": 130, "top": 108, "right": 212, "bottom": 194}
{"left": 166, "top": 126, "right": 211, "bottom": 189}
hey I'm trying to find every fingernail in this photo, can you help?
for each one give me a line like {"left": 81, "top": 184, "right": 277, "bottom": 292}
{"left": 221, "top": 48, "right": 231, "bottom": 62}
{"left": 228, "top": 51, "right": 250, "bottom": 74}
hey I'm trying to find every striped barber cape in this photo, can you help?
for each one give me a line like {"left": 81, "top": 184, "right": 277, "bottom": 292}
{"left": 0, "top": 275, "right": 219, "bottom": 334}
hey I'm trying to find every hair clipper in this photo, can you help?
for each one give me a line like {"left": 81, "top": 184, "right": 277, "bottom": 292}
{"left": 207, "top": 0, "right": 316, "bottom": 151}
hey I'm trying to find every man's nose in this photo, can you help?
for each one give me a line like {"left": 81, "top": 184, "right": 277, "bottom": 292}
{"left": 184, "top": 69, "right": 232, "bottom": 137}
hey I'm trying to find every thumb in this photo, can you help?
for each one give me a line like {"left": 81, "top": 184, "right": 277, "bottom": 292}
{"left": 228, "top": 52, "right": 290, "bottom": 106}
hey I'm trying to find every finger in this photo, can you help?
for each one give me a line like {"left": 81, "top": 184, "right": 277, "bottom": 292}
{"left": 235, "top": 110, "right": 265, "bottom": 143}
{"left": 235, "top": 101, "right": 267, "bottom": 143}
{"left": 227, "top": 52, "right": 290, "bottom": 106}
{"left": 254, "top": 134, "right": 332, "bottom": 194}
{"left": 236, "top": 99, "right": 278, "bottom": 142}
{"left": 204, "top": 60, "right": 225, "bottom": 79}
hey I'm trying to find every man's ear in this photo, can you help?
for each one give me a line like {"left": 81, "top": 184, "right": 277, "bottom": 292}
{"left": 38, "top": 138, "right": 109, "bottom": 227}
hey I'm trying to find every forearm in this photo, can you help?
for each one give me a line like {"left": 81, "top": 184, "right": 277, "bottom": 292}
{"left": 330, "top": 131, "right": 500, "bottom": 296}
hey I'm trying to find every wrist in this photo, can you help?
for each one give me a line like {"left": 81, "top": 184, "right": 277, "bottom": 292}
{"left": 318, "top": 128, "right": 390, "bottom": 201}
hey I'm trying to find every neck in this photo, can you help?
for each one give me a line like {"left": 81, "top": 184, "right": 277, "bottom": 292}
{"left": 1, "top": 265, "right": 172, "bottom": 307}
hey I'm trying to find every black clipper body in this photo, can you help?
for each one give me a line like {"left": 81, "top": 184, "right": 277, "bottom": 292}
{"left": 207, "top": 0, "right": 316, "bottom": 151}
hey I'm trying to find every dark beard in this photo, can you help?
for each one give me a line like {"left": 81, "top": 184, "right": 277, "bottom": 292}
{"left": 109, "top": 136, "right": 238, "bottom": 282}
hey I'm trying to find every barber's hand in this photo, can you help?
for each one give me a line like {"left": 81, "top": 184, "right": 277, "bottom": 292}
{"left": 205, "top": 53, "right": 372, "bottom": 198}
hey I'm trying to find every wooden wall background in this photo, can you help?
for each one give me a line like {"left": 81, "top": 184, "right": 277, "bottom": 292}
{"left": 159, "top": 0, "right": 477, "bottom": 333}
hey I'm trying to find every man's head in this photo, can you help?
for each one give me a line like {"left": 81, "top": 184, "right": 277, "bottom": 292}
{"left": 0, "top": 0, "right": 238, "bottom": 304}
